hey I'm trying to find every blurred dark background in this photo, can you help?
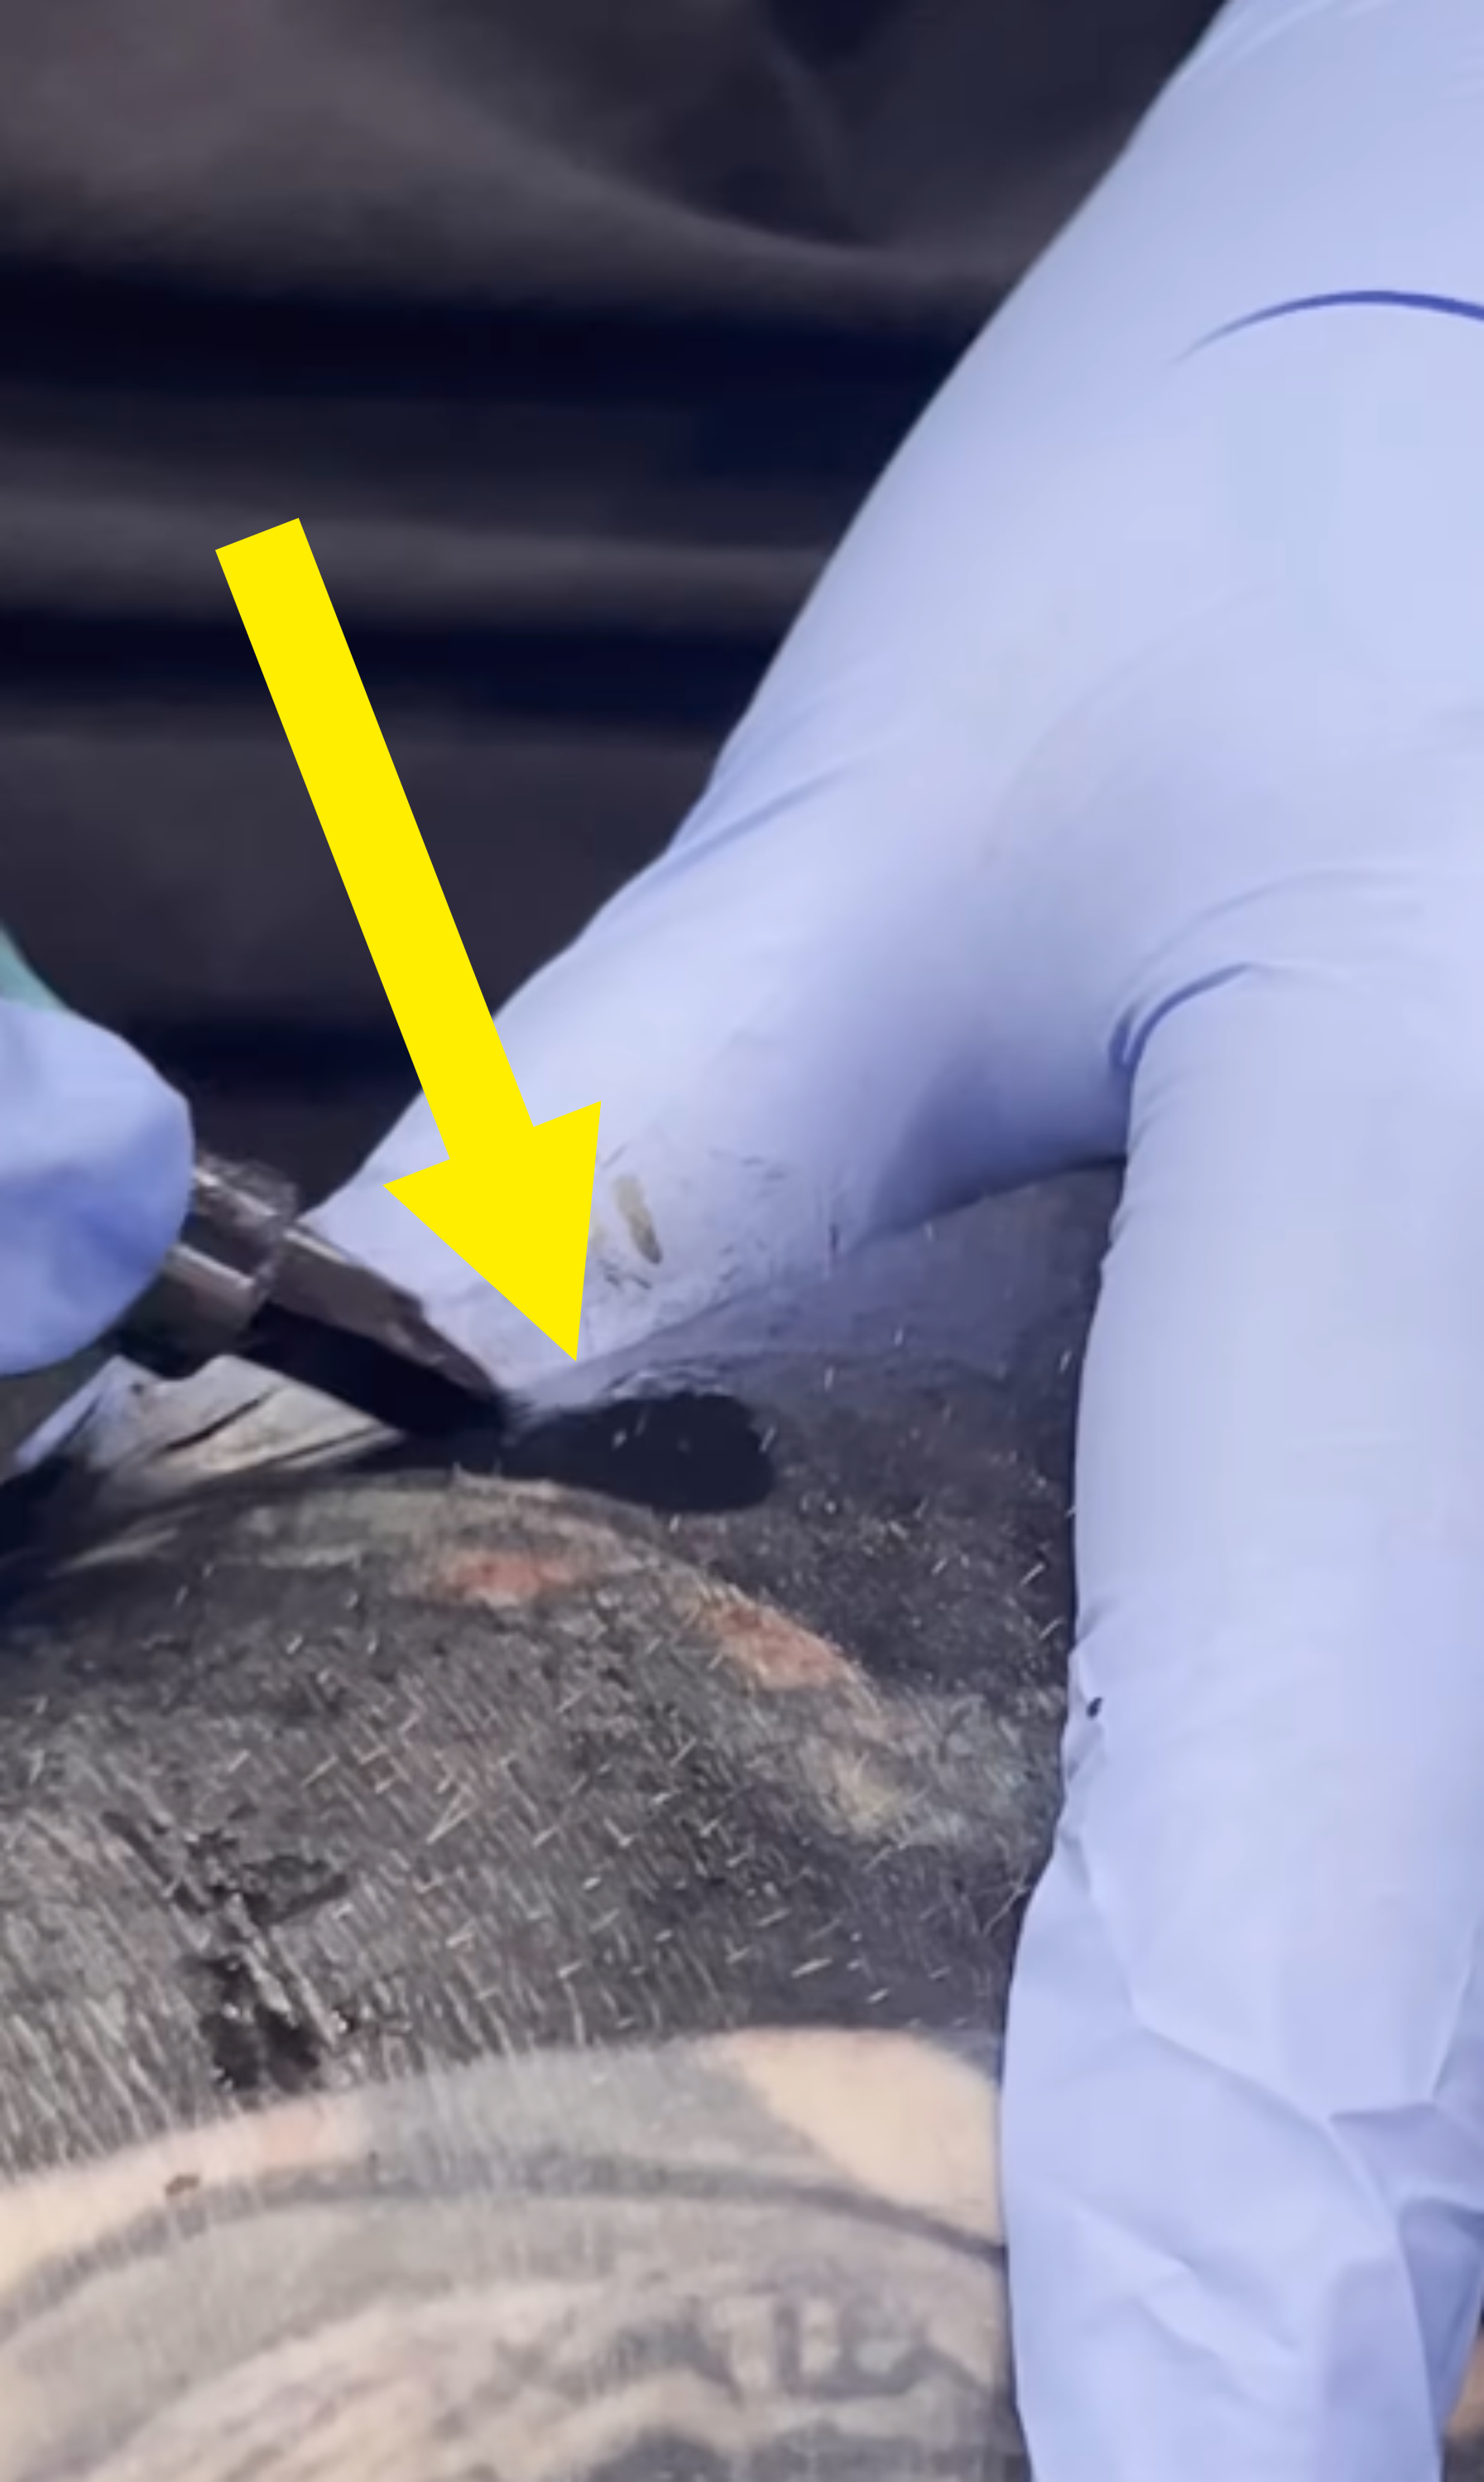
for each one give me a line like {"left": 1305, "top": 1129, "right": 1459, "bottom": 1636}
{"left": 0, "top": 0, "right": 1220, "bottom": 1197}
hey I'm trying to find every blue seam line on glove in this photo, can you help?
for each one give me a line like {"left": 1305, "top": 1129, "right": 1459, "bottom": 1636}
{"left": 1193, "top": 288, "right": 1484, "bottom": 357}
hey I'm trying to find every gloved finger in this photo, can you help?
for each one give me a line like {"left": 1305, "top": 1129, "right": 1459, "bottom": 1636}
{"left": 0, "top": 999, "right": 194, "bottom": 1375}
{"left": 0, "top": 928, "right": 65, "bottom": 1014}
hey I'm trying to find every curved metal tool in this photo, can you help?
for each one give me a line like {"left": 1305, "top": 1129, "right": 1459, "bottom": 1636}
{"left": 117, "top": 1152, "right": 510, "bottom": 1438}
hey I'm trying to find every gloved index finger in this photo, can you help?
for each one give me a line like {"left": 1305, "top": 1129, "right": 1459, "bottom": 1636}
{"left": 0, "top": 928, "right": 65, "bottom": 1012}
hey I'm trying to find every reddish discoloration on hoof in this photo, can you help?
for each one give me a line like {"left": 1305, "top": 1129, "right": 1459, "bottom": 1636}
{"left": 692, "top": 1586, "right": 856, "bottom": 1690}
{"left": 426, "top": 1548, "right": 613, "bottom": 1609}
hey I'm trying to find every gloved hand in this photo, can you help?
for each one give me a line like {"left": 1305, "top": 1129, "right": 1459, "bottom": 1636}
{"left": 0, "top": 931, "right": 193, "bottom": 1376}
{"left": 23, "top": 2, "right": 1484, "bottom": 2475}
{"left": 297, "top": 7, "right": 1484, "bottom": 2480}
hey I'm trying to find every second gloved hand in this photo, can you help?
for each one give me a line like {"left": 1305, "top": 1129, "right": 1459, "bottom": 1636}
{"left": 0, "top": 933, "right": 193, "bottom": 1377}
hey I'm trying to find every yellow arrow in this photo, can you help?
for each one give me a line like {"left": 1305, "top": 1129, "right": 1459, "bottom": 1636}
{"left": 216, "top": 519, "right": 600, "bottom": 1358}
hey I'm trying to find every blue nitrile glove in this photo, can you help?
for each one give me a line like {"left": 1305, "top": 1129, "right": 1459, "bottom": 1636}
{"left": 300, "top": 6, "right": 1484, "bottom": 2476}
{"left": 0, "top": 931, "right": 193, "bottom": 1375}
